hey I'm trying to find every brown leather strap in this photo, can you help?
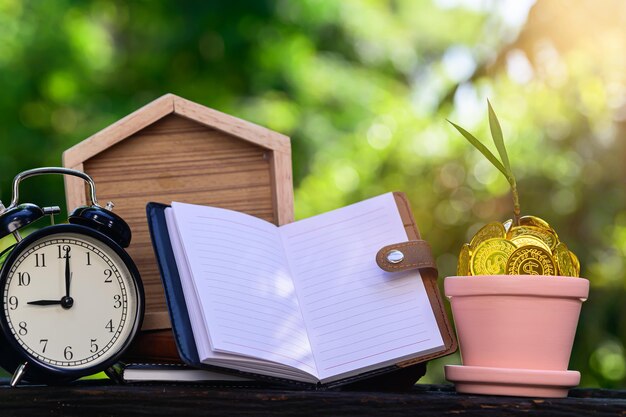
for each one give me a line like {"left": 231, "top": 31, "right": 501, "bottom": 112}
{"left": 376, "top": 240, "right": 437, "bottom": 273}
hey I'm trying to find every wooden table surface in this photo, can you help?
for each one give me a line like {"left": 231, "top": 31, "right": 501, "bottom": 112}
{"left": 0, "top": 381, "right": 625, "bottom": 417}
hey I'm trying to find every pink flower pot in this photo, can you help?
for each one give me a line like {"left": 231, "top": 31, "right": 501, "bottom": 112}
{"left": 444, "top": 275, "right": 589, "bottom": 398}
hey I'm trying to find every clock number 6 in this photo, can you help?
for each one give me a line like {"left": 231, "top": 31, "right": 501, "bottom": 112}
{"left": 64, "top": 346, "right": 73, "bottom": 360}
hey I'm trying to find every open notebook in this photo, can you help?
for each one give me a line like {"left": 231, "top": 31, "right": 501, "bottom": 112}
{"left": 147, "top": 192, "right": 456, "bottom": 388}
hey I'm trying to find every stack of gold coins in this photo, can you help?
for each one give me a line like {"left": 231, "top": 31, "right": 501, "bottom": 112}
{"left": 457, "top": 216, "right": 580, "bottom": 277}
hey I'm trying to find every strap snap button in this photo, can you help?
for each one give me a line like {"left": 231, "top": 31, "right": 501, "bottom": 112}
{"left": 386, "top": 250, "right": 404, "bottom": 264}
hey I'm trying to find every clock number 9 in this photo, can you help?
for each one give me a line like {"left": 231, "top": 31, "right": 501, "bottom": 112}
{"left": 8, "top": 296, "right": 18, "bottom": 310}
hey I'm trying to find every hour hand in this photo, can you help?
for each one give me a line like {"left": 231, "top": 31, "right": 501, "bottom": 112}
{"left": 27, "top": 299, "right": 62, "bottom": 306}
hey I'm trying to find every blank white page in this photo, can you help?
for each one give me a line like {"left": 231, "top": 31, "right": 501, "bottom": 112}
{"left": 280, "top": 193, "right": 445, "bottom": 382}
{"left": 165, "top": 208, "right": 213, "bottom": 361}
{"left": 171, "top": 202, "right": 317, "bottom": 377}
{"left": 166, "top": 208, "right": 315, "bottom": 383}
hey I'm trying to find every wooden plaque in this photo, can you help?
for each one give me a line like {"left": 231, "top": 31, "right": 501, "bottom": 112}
{"left": 63, "top": 94, "right": 294, "bottom": 332}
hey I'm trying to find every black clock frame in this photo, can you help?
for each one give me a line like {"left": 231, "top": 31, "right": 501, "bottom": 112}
{"left": 0, "top": 223, "right": 144, "bottom": 383}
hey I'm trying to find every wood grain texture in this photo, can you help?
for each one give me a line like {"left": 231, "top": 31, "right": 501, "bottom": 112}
{"left": 63, "top": 162, "right": 87, "bottom": 208}
{"left": 173, "top": 96, "right": 291, "bottom": 154}
{"left": 63, "top": 94, "right": 291, "bottom": 170}
{"left": 269, "top": 150, "right": 294, "bottom": 225}
{"left": 62, "top": 95, "right": 175, "bottom": 169}
{"left": 0, "top": 382, "right": 623, "bottom": 417}
{"left": 78, "top": 114, "right": 280, "bottom": 330}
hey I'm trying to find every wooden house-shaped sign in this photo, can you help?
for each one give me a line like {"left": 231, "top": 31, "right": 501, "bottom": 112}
{"left": 63, "top": 94, "right": 294, "bottom": 333}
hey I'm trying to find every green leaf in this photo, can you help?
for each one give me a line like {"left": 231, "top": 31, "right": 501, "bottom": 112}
{"left": 447, "top": 120, "right": 509, "bottom": 178}
{"left": 487, "top": 100, "right": 513, "bottom": 182}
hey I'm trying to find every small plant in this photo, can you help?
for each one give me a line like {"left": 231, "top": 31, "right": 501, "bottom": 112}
{"left": 448, "top": 101, "right": 579, "bottom": 277}
{"left": 448, "top": 101, "right": 520, "bottom": 225}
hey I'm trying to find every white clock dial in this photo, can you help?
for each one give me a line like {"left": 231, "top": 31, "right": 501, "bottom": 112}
{"left": 2, "top": 232, "right": 140, "bottom": 370}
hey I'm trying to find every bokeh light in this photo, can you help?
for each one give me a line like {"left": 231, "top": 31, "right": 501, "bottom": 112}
{"left": 0, "top": 0, "right": 625, "bottom": 388}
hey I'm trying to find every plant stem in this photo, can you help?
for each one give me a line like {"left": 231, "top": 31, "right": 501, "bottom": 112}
{"left": 510, "top": 179, "right": 521, "bottom": 226}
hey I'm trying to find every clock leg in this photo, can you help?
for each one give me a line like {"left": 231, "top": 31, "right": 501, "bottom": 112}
{"left": 11, "top": 230, "right": 22, "bottom": 242}
{"left": 10, "top": 362, "right": 28, "bottom": 387}
{"left": 104, "top": 362, "right": 125, "bottom": 384}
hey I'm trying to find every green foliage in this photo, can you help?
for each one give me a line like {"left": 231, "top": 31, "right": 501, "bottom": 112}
{"left": 448, "top": 120, "right": 509, "bottom": 179}
{"left": 1, "top": 0, "right": 626, "bottom": 388}
{"left": 449, "top": 102, "right": 521, "bottom": 222}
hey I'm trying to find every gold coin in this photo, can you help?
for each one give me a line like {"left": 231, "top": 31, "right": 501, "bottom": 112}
{"left": 519, "top": 215, "right": 552, "bottom": 231}
{"left": 553, "top": 242, "right": 576, "bottom": 277}
{"left": 505, "top": 246, "right": 557, "bottom": 276}
{"left": 470, "top": 222, "right": 506, "bottom": 250}
{"left": 510, "top": 235, "right": 552, "bottom": 253}
{"left": 471, "top": 238, "right": 517, "bottom": 275}
{"left": 507, "top": 225, "right": 559, "bottom": 250}
{"left": 457, "top": 244, "right": 471, "bottom": 276}
{"left": 569, "top": 251, "right": 580, "bottom": 277}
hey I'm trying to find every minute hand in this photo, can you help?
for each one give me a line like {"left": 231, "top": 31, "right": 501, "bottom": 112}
{"left": 64, "top": 248, "right": 71, "bottom": 298}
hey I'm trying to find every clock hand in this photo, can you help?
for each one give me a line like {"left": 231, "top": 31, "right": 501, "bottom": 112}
{"left": 28, "top": 298, "right": 74, "bottom": 308}
{"left": 64, "top": 247, "right": 71, "bottom": 298}
{"left": 27, "top": 300, "right": 62, "bottom": 306}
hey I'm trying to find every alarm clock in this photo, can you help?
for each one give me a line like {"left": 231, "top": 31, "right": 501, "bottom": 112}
{"left": 0, "top": 167, "right": 144, "bottom": 386}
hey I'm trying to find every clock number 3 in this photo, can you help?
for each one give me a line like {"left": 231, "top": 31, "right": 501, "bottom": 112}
{"left": 113, "top": 295, "right": 122, "bottom": 309}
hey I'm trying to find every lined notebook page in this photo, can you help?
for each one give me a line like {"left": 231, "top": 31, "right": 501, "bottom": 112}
{"left": 170, "top": 202, "right": 317, "bottom": 377}
{"left": 167, "top": 208, "right": 312, "bottom": 382}
{"left": 280, "top": 193, "right": 444, "bottom": 382}
{"left": 165, "top": 208, "right": 213, "bottom": 361}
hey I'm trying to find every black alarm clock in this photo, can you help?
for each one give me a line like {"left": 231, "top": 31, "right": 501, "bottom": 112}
{"left": 0, "top": 167, "right": 144, "bottom": 386}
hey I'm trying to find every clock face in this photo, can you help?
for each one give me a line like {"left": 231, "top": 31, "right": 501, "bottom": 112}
{"left": 1, "top": 230, "right": 141, "bottom": 372}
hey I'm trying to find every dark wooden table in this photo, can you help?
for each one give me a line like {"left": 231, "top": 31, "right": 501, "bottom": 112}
{"left": 0, "top": 381, "right": 625, "bottom": 416}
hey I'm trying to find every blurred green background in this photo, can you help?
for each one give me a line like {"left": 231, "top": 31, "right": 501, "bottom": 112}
{"left": 0, "top": 0, "right": 625, "bottom": 388}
